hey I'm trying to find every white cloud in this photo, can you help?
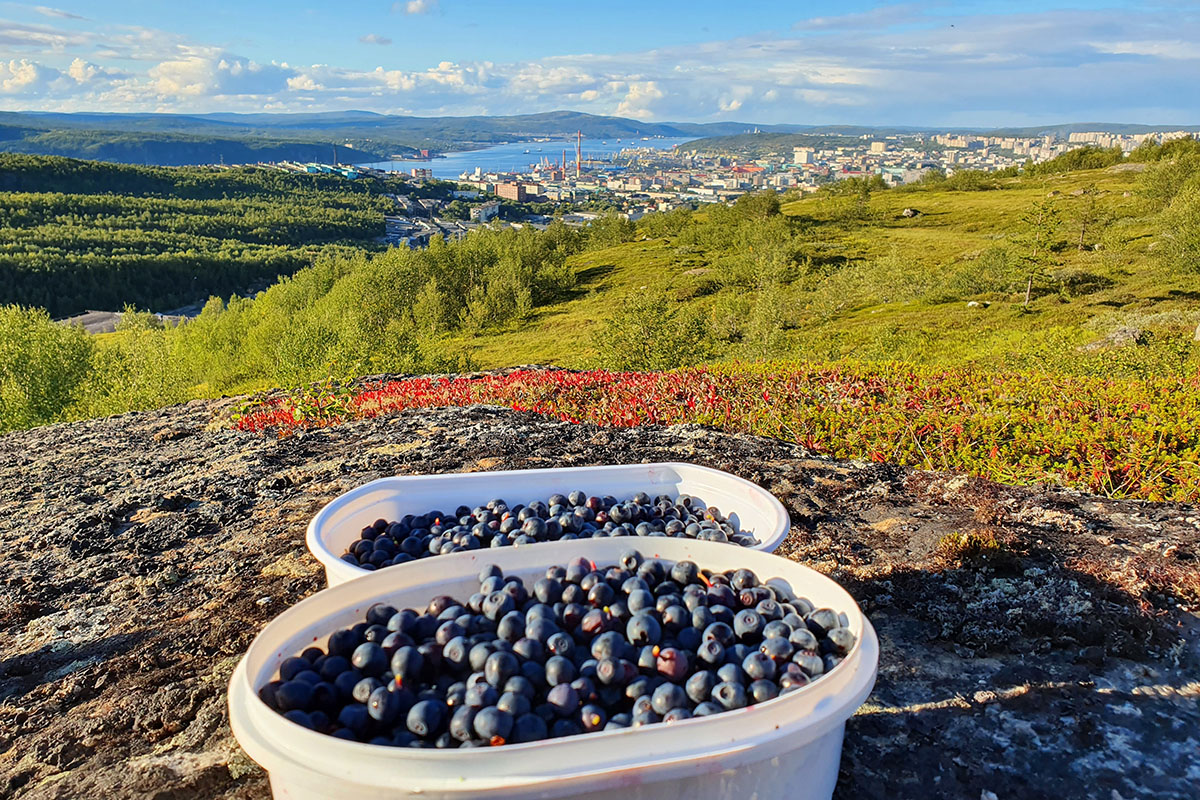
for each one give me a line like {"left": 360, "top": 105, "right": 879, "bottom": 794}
{"left": 359, "top": 34, "right": 392, "bottom": 46}
{"left": 397, "top": 0, "right": 437, "bottom": 14}
{"left": 0, "top": 58, "right": 56, "bottom": 94}
{"left": 148, "top": 52, "right": 294, "bottom": 98}
{"left": 34, "top": 6, "right": 87, "bottom": 21}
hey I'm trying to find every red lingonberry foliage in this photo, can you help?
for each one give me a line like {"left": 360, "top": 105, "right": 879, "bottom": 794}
{"left": 233, "top": 362, "right": 1200, "bottom": 502}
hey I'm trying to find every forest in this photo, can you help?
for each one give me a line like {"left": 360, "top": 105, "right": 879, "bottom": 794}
{"left": 0, "top": 155, "right": 460, "bottom": 316}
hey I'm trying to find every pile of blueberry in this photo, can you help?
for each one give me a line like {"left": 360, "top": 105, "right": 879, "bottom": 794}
{"left": 339, "top": 491, "right": 760, "bottom": 571}
{"left": 258, "top": 550, "right": 857, "bottom": 747}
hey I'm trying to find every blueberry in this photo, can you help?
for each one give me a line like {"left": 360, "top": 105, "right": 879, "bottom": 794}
{"left": 497, "top": 691, "right": 531, "bottom": 717}
{"left": 257, "top": 681, "right": 282, "bottom": 710}
{"left": 482, "top": 591, "right": 516, "bottom": 621}
{"left": 627, "top": 589, "right": 655, "bottom": 614}
{"left": 279, "top": 656, "right": 311, "bottom": 682}
{"left": 310, "top": 681, "right": 338, "bottom": 712}
{"left": 368, "top": 685, "right": 405, "bottom": 723}
{"left": 789, "top": 627, "right": 820, "bottom": 652}
{"left": 338, "top": 704, "right": 371, "bottom": 736}
{"left": 504, "top": 675, "right": 536, "bottom": 698}
{"left": 703, "top": 621, "right": 736, "bottom": 648}
{"left": 390, "top": 646, "right": 424, "bottom": 685}
{"left": 292, "top": 669, "right": 323, "bottom": 686}
{"left": 792, "top": 652, "right": 825, "bottom": 677}
{"left": 472, "top": 707, "right": 515, "bottom": 749}
{"left": 626, "top": 614, "right": 662, "bottom": 647}
{"left": 351, "top": 642, "right": 388, "bottom": 677}
{"left": 631, "top": 707, "right": 661, "bottom": 727}
{"left": 655, "top": 648, "right": 688, "bottom": 682}
{"left": 406, "top": 699, "right": 446, "bottom": 738}
{"left": 650, "top": 682, "right": 688, "bottom": 715}
{"left": 669, "top": 560, "right": 699, "bottom": 586}
{"left": 661, "top": 604, "right": 689, "bottom": 632}
{"left": 724, "top": 566, "right": 753, "bottom": 592}
{"left": 511, "top": 712, "right": 549, "bottom": 743}
{"left": 443, "top": 636, "right": 470, "bottom": 671}
{"left": 760, "top": 636, "right": 794, "bottom": 665}
{"left": 716, "top": 663, "right": 746, "bottom": 686}
{"left": 275, "top": 680, "right": 314, "bottom": 711}
{"left": 465, "top": 682, "right": 499, "bottom": 708}
{"left": 468, "top": 643, "right": 494, "bottom": 672}
{"left": 827, "top": 627, "right": 857, "bottom": 656}
{"left": 748, "top": 679, "right": 779, "bottom": 703}
{"left": 521, "top": 660, "right": 546, "bottom": 687}
{"left": 806, "top": 608, "right": 840, "bottom": 637}
{"left": 596, "top": 657, "right": 635, "bottom": 687}
{"left": 551, "top": 717, "right": 584, "bottom": 738}
{"left": 663, "top": 707, "right": 693, "bottom": 723}
{"left": 693, "top": 701, "right": 724, "bottom": 716}
{"left": 547, "top": 683, "right": 580, "bottom": 716}
{"left": 755, "top": 599, "right": 783, "bottom": 621}
{"left": 533, "top": 577, "right": 563, "bottom": 605}
{"left": 779, "top": 670, "right": 810, "bottom": 692}
{"left": 546, "top": 632, "right": 575, "bottom": 658}
{"left": 590, "top": 631, "right": 628, "bottom": 661}
{"left": 686, "top": 670, "right": 717, "bottom": 704}
{"left": 733, "top": 609, "right": 765, "bottom": 642}
{"left": 353, "top": 676, "right": 383, "bottom": 704}
{"left": 484, "top": 651, "right": 519, "bottom": 688}
{"left": 526, "top": 616, "right": 559, "bottom": 644}
{"left": 333, "top": 669, "right": 362, "bottom": 700}
{"left": 545, "top": 656, "right": 576, "bottom": 686}
{"left": 366, "top": 603, "right": 398, "bottom": 626}
{"left": 712, "top": 681, "right": 748, "bottom": 710}
{"left": 619, "top": 549, "right": 643, "bottom": 571}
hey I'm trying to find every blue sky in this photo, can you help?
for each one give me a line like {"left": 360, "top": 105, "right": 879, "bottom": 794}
{"left": 1, "top": 1, "right": 1196, "bottom": 125}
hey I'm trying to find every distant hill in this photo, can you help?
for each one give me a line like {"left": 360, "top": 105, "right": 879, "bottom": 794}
{"left": 0, "top": 110, "right": 812, "bottom": 166}
{"left": 2, "top": 109, "right": 1197, "bottom": 166}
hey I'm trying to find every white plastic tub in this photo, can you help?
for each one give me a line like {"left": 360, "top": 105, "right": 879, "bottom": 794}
{"left": 230, "top": 537, "right": 878, "bottom": 800}
{"left": 307, "top": 463, "right": 792, "bottom": 587}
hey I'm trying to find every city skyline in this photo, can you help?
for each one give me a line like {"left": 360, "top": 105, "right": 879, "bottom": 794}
{"left": 0, "top": 1, "right": 1197, "bottom": 125}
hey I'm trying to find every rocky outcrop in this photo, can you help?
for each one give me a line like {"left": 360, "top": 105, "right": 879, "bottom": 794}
{"left": 1, "top": 398, "right": 1197, "bottom": 799}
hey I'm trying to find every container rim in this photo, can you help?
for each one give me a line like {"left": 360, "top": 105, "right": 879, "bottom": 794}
{"left": 306, "top": 462, "right": 793, "bottom": 586}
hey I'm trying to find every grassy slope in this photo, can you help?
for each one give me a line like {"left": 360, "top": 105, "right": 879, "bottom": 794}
{"left": 459, "top": 164, "right": 1197, "bottom": 370}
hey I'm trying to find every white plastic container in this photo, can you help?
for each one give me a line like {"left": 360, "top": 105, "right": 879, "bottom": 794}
{"left": 307, "top": 463, "right": 792, "bottom": 587}
{"left": 229, "top": 538, "right": 878, "bottom": 800}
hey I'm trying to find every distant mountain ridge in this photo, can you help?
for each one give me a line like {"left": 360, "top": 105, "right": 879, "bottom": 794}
{"left": 1, "top": 110, "right": 1197, "bottom": 167}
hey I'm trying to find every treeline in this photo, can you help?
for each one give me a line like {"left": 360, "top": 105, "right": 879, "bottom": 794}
{"left": 0, "top": 155, "right": 462, "bottom": 316}
{"left": 0, "top": 220, "right": 591, "bottom": 431}
{"left": 0, "top": 128, "right": 400, "bottom": 167}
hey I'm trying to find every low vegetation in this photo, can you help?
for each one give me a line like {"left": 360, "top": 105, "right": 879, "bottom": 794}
{"left": 233, "top": 364, "right": 1200, "bottom": 502}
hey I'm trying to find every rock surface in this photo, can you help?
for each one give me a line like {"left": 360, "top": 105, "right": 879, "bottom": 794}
{"left": 1, "top": 398, "right": 1198, "bottom": 799}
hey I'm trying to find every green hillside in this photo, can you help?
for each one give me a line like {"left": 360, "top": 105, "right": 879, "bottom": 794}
{"left": 460, "top": 158, "right": 1198, "bottom": 374}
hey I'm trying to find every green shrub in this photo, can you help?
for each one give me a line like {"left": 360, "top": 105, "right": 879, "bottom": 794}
{"left": 585, "top": 214, "right": 637, "bottom": 249}
{"left": 592, "top": 291, "right": 711, "bottom": 371}
{"left": 1161, "top": 189, "right": 1200, "bottom": 272}
{"left": 0, "top": 305, "right": 93, "bottom": 431}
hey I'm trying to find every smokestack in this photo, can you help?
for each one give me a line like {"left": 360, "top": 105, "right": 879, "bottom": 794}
{"left": 576, "top": 130, "right": 582, "bottom": 178}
